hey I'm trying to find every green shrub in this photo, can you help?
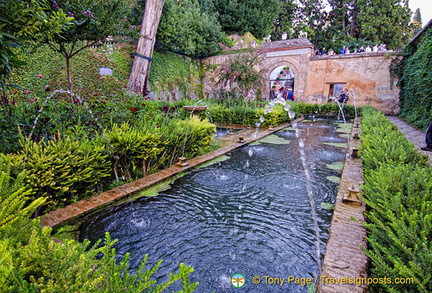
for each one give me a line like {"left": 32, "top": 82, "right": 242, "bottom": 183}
{"left": 144, "top": 116, "right": 216, "bottom": 170}
{"left": 97, "top": 123, "right": 164, "bottom": 181}
{"left": 6, "top": 136, "right": 111, "bottom": 213}
{"left": 0, "top": 167, "right": 198, "bottom": 292}
{"left": 205, "top": 100, "right": 355, "bottom": 126}
{"left": 361, "top": 107, "right": 429, "bottom": 171}
{"left": 360, "top": 106, "right": 432, "bottom": 292}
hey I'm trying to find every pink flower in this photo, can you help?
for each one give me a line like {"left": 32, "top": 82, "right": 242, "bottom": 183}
{"left": 24, "top": 90, "right": 31, "bottom": 94}
{"left": 37, "top": 74, "right": 43, "bottom": 78}
{"left": 29, "top": 99, "right": 35, "bottom": 103}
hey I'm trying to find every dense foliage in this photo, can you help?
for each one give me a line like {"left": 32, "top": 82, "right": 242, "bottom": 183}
{"left": 205, "top": 98, "right": 355, "bottom": 126}
{"left": 292, "top": 0, "right": 413, "bottom": 51}
{"left": 209, "top": 0, "right": 282, "bottom": 39}
{"left": 0, "top": 92, "right": 216, "bottom": 212}
{"left": 149, "top": 51, "right": 203, "bottom": 99}
{"left": 0, "top": 167, "right": 198, "bottom": 292}
{"left": 397, "top": 27, "right": 432, "bottom": 130}
{"left": 356, "top": 0, "right": 411, "bottom": 50}
{"left": 214, "top": 51, "right": 264, "bottom": 98}
{"left": 360, "top": 107, "right": 431, "bottom": 292}
{"left": 156, "top": 0, "right": 223, "bottom": 57}
{"left": 0, "top": 0, "right": 70, "bottom": 91}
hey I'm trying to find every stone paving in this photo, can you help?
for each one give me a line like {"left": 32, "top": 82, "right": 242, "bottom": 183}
{"left": 386, "top": 116, "right": 432, "bottom": 164}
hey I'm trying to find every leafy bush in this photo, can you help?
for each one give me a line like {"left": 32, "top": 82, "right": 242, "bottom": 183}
{"left": 141, "top": 116, "right": 216, "bottom": 170}
{"left": 4, "top": 137, "right": 111, "bottom": 214}
{"left": 360, "top": 107, "right": 429, "bottom": 171}
{"left": 97, "top": 123, "right": 164, "bottom": 182}
{"left": 214, "top": 51, "right": 264, "bottom": 98}
{"left": 0, "top": 167, "right": 198, "bottom": 292}
{"left": 156, "top": 0, "right": 223, "bottom": 57}
{"left": 360, "top": 106, "right": 431, "bottom": 292}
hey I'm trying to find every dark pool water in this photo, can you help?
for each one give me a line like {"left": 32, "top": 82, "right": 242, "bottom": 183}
{"left": 80, "top": 119, "right": 350, "bottom": 292}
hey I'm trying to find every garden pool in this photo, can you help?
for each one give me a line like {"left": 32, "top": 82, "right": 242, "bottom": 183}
{"left": 79, "top": 118, "right": 351, "bottom": 292}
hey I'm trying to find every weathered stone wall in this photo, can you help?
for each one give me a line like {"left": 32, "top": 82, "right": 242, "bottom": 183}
{"left": 304, "top": 53, "right": 400, "bottom": 114}
{"left": 201, "top": 49, "right": 400, "bottom": 115}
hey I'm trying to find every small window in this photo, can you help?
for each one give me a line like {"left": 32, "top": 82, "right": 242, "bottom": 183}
{"left": 327, "top": 82, "right": 347, "bottom": 98}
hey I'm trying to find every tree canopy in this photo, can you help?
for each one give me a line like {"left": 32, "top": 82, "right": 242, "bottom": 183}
{"left": 156, "top": 0, "right": 223, "bottom": 57}
{"left": 356, "top": 0, "right": 412, "bottom": 50}
{"left": 150, "top": 0, "right": 414, "bottom": 54}
{"left": 210, "top": 0, "right": 282, "bottom": 39}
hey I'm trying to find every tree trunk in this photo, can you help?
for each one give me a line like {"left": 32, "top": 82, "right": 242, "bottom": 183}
{"left": 66, "top": 56, "right": 73, "bottom": 99}
{"left": 128, "top": 0, "right": 165, "bottom": 95}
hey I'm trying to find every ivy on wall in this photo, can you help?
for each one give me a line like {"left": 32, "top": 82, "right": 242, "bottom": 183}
{"left": 397, "top": 27, "right": 432, "bottom": 130}
{"left": 149, "top": 51, "right": 203, "bottom": 100}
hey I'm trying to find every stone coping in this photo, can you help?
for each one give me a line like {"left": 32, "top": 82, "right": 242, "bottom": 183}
{"left": 310, "top": 51, "right": 390, "bottom": 61}
{"left": 318, "top": 116, "right": 368, "bottom": 293}
{"left": 40, "top": 121, "right": 298, "bottom": 228}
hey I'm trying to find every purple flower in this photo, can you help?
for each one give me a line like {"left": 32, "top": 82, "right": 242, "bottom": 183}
{"left": 67, "top": 11, "right": 74, "bottom": 17}
{"left": 52, "top": 1, "right": 60, "bottom": 9}
{"left": 83, "top": 10, "right": 94, "bottom": 18}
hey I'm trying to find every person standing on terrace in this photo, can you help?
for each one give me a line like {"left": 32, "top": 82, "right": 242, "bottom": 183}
{"left": 421, "top": 122, "right": 432, "bottom": 152}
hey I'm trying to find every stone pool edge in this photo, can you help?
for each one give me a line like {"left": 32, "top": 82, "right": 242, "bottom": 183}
{"left": 318, "top": 115, "right": 368, "bottom": 293}
{"left": 40, "top": 120, "right": 301, "bottom": 228}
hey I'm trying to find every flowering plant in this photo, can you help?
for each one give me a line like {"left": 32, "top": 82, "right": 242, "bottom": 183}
{"left": 214, "top": 51, "right": 264, "bottom": 99}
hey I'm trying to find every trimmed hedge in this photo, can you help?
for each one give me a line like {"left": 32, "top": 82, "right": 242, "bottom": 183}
{"left": 205, "top": 100, "right": 355, "bottom": 126}
{"left": 360, "top": 107, "right": 431, "bottom": 292}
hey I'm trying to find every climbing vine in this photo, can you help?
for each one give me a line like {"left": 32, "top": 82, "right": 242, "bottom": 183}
{"left": 396, "top": 27, "right": 432, "bottom": 130}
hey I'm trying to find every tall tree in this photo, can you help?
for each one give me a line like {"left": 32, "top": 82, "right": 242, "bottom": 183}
{"left": 211, "top": 0, "right": 282, "bottom": 39}
{"left": 128, "top": 0, "right": 165, "bottom": 95}
{"left": 413, "top": 8, "right": 422, "bottom": 25}
{"left": 294, "top": 0, "right": 327, "bottom": 48}
{"left": 411, "top": 8, "right": 423, "bottom": 35}
{"left": 356, "top": 0, "right": 411, "bottom": 49}
{"left": 324, "top": 0, "right": 358, "bottom": 50}
{"left": 272, "top": 0, "right": 297, "bottom": 40}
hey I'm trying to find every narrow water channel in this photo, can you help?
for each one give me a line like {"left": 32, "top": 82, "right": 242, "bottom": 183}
{"left": 80, "top": 118, "right": 350, "bottom": 292}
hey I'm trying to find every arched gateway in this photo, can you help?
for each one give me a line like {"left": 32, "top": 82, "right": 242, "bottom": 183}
{"left": 259, "top": 39, "right": 313, "bottom": 102}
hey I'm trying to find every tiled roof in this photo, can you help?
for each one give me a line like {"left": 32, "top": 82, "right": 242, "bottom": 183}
{"left": 259, "top": 38, "right": 314, "bottom": 50}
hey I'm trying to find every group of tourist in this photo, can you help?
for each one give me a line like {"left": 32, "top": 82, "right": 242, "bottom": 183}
{"left": 315, "top": 43, "right": 388, "bottom": 56}
{"left": 270, "top": 86, "right": 294, "bottom": 101}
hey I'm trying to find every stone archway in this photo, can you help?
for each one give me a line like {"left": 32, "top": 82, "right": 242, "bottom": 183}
{"left": 260, "top": 57, "right": 307, "bottom": 101}
{"left": 268, "top": 65, "right": 296, "bottom": 99}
